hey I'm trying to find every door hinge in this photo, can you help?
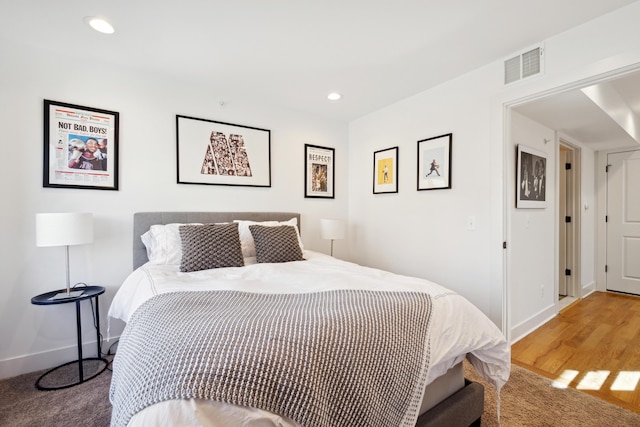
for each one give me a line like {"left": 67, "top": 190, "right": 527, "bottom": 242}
{"left": 605, "top": 215, "right": 608, "bottom": 223}
{"left": 565, "top": 269, "right": 571, "bottom": 276}
{"left": 565, "top": 216, "right": 572, "bottom": 223}
{"left": 565, "top": 163, "right": 572, "bottom": 170}
{"left": 606, "top": 164, "right": 611, "bottom": 173}
{"left": 503, "top": 241, "right": 507, "bottom": 249}
{"left": 605, "top": 265, "right": 608, "bottom": 273}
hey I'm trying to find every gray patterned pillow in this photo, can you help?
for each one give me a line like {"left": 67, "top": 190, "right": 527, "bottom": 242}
{"left": 179, "top": 223, "right": 244, "bottom": 272}
{"left": 249, "top": 225, "right": 304, "bottom": 263}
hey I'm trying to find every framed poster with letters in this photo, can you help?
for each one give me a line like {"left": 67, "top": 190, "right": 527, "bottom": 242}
{"left": 304, "top": 144, "right": 335, "bottom": 198}
{"left": 176, "top": 115, "right": 271, "bottom": 187}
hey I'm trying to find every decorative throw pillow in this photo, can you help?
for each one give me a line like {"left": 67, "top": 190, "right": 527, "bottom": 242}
{"left": 234, "top": 218, "right": 303, "bottom": 258}
{"left": 249, "top": 225, "right": 304, "bottom": 263}
{"left": 179, "top": 223, "right": 244, "bottom": 272}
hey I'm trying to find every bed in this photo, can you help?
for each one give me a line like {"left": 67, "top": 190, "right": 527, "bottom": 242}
{"left": 108, "top": 212, "right": 510, "bottom": 427}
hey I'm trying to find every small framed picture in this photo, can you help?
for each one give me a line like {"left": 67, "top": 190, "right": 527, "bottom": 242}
{"left": 304, "top": 144, "right": 335, "bottom": 198}
{"left": 176, "top": 115, "right": 271, "bottom": 187}
{"left": 516, "top": 144, "right": 547, "bottom": 208}
{"left": 373, "top": 146, "right": 398, "bottom": 194}
{"left": 417, "top": 133, "right": 452, "bottom": 191}
{"left": 43, "top": 100, "right": 119, "bottom": 190}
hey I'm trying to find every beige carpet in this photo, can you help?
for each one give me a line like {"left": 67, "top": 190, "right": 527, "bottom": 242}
{"left": 0, "top": 359, "right": 112, "bottom": 427}
{"left": 2, "top": 359, "right": 640, "bottom": 426}
{"left": 464, "top": 362, "right": 640, "bottom": 426}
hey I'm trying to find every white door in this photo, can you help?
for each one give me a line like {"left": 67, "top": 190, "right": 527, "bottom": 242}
{"left": 607, "top": 150, "right": 640, "bottom": 295}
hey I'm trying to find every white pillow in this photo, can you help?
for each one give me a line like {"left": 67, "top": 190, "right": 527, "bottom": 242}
{"left": 141, "top": 223, "right": 202, "bottom": 265}
{"left": 234, "top": 218, "right": 303, "bottom": 258}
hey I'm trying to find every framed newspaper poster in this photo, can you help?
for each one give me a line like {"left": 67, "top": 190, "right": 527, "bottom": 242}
{"left": 176, "top": 115, "right": 271, "bottom": 187}
{"left": 304, "top": 144, "right": 334, "bottom": 198}
{"left": 43, "top": 100, "right": 119, "bottom": 190}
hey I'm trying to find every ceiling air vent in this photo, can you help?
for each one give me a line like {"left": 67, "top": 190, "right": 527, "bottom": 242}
{"left": 504, "top": 44, "right": 544, "bottom": 85}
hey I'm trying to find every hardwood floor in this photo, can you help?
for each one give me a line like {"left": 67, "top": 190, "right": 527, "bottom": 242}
{"left": 511, "top": 291, "right": 640, "bottom": 413}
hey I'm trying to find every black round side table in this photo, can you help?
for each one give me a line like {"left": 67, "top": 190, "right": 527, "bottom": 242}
{"left": 31, "top": 285, "right": 109, "bottom": 390}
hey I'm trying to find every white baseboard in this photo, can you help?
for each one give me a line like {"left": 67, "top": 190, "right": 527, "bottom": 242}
{"left": 510, "top": 303, "right": 556, "bottom": 344}
{"left": 582, "top": 281, "right": 596, "bottom": 297}
{"left": 0, "top": 337, "right": 119, "bottom": 380}
{"left": 505, "top": 284, "right": 597, "bottom": 345}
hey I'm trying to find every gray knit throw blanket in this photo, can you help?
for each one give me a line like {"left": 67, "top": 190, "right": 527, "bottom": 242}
{"left": 109, "top": 289, "right": 433, "bottom": 427}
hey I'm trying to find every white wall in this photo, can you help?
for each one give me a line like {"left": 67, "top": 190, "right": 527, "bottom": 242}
{"left": 348, "top": 65, "right": 504, "bottom": 327}
{"left": 506, "top": 119, "right": 598, "bottom": 342}
{"left": 349, "top": 1, "right": 640, "bottom": 340}
{"left": 0, "top": 39, "right": 349, "bottom": 379}
{"left": 508, "top": 112, "right": 557, "bottom": 336}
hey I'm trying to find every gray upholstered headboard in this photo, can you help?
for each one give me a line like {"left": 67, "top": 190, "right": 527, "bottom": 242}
{"left": 133, "top": 212, "right": 301, "bottom": 270}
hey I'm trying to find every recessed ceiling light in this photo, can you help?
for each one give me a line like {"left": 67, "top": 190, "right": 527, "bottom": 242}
{"left": 327, "top": 92, "right": 342, "bottom": 101}
{"left": 84, "top": 17, "right": 115, "bottom": 34}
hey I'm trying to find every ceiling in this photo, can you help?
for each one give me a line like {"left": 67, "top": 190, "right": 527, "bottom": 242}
{"left": 0, "top": 1, "right": 638, "bottom": 122}
{"left": 513, "top": 70, "right": 640, "bottom": 151}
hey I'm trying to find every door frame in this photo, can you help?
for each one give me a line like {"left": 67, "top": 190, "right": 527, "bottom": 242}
{"left": 557, "top": 139, "right": 582, "bottom": 304}
{"left": 504, "top": 64, "right": 640, "bottom": 341}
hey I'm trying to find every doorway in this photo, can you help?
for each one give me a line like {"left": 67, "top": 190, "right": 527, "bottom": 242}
{"left": 558, "top": 141, "right": 581, "bottom": 310}
{"left": 504, "top": 66, "right": 640, "bottom": 341}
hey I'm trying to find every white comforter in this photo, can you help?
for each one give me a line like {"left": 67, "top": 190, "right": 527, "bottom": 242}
{"left": 109, "top": 251, "right": 510, "bottom": 426}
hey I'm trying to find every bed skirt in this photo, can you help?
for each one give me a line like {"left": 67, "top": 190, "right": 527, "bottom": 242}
{"left": 416, "top": 379, "right": 484, "bottom": 427}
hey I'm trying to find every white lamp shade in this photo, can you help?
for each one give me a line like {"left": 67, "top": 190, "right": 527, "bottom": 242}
{"left": 321, "top": 219, "right": 346, "bottom": 240}
{"left": 36, "top": 213, "right": 94, "bottom": 247}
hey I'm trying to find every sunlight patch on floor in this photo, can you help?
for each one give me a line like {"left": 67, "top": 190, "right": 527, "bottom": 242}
{"left": 552, "top": 370, "right": 579, "bottom": 389}
{"left": 611, "top": 371, "right": 640, "bottom": 391}
{"left": 552, "top": 369, "right": 640, "bottom": 392}
{"left": 577, "top": 371, "right": 610, "bottom": 390}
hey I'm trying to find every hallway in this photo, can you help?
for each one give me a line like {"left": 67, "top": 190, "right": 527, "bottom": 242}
{"left": 511, "top": 291, "right": 640, "bottom": 413}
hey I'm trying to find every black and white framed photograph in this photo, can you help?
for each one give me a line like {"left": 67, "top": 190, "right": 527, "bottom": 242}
{"left": 417, "top": 133, "right": 452, "bottom": 191}
{"left": 304, "top": 144, "right": 335, "bottom": 198}
{"left": 43, "top": 99, "right": 119, "bottom": 190}
{"left": 516, "top": 144, "right": 547, "bottom": 208}
{"left": 373, "top": 146, "right": 398, "bottom": 194}
{"left": 177, "top": 115, "right": 271, "bottom": 187}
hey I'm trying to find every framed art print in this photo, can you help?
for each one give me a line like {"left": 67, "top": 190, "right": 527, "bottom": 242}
{"left": 516, "top": 144, "right": 547, "bottom": 208}
{"left": 43, "top": 99, "right": 119, "bottom": 190}
{"left": 373, "top": 146, "right": 398, "bottom": 194}
{"left": 304, "top": 144, "right": 334, "bottom": 198}
{"left": 417, "top": 133, "right": 452, "bottom": 191}
{"left": 176, "top": 115, "right": 271, "bottom": 187}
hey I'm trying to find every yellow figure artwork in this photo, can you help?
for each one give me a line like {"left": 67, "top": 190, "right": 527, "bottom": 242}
{"left": 377, "top": 158, "right": 393, "bottom": 184}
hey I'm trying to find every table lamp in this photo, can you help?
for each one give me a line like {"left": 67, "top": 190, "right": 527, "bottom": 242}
{"left": 36, "top": 213, "right": 93, "bottom": 299}
{"left": 320, "top": 219, "right": 346, "bottom": 256}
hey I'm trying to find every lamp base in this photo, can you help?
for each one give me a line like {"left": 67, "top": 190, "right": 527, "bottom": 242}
{"left": 48, "top": 290, "right": 85, "bottom": 301}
